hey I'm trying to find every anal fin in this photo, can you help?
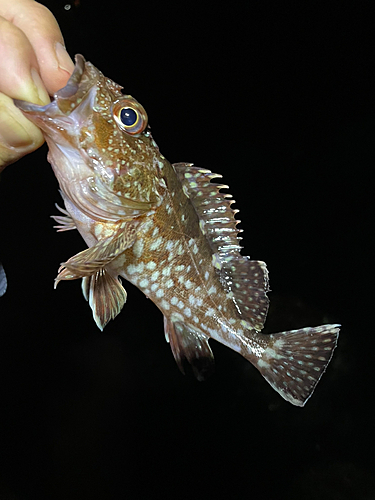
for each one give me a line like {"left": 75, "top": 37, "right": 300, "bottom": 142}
{"left": 82, "top": 270, "right": 127, "bottom": 330}
{"left": 164, "top": 317, "right": 214, "bottom": 381}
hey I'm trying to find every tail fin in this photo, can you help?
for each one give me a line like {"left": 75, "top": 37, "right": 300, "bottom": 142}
{"left": 256, "top": 324, "right": 340, "bottom": 406}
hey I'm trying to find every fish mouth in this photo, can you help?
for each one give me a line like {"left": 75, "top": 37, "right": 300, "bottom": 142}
{"left": 55, "top": 53, "right": 86, "bottom": 100}
{"left": 13, "top": 54, "right": 97, "bottom": 122}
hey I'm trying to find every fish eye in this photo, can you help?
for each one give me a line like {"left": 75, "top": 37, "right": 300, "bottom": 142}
{"left": 112, "top": 98, "right": 148, "bottom": 135}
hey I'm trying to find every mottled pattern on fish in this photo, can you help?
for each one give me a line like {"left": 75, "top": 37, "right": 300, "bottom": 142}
{"left": 14, "top": 55, "right": 340, "bottom": 406}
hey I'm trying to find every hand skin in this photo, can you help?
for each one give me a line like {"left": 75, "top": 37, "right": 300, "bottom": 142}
{"left": 0, "top": 0, "right": 74, "bottom": 172}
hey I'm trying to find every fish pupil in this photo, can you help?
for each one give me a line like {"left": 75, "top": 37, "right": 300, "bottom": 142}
{"left": 120, "top": 107, "right": 137, "bottom": 126}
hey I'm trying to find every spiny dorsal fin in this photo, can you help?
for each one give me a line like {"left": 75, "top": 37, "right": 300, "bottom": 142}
{"left": 173, "top": 163, "right": 269, "bottom": 331}
{"left": 164, "top": 317, "right": 214, "bottom": 381}
{"left": 173, "top": 163, "right": 242, "bottom": 257}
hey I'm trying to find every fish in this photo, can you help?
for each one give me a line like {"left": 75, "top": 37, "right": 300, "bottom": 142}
{"left": 0, "top": 261, "right": 6, "bottom": 297}
{"left": 14, "top": 54, "right": 340, "bottom": 406}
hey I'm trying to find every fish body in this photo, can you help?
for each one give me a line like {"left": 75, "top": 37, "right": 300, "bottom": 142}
{"left": 15, "top": 55, "right": 339, "bottom": 406}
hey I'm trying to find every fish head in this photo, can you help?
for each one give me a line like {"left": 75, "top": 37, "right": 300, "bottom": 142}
{"left": 14, "top": 54, "right": 163, "bottom": 221}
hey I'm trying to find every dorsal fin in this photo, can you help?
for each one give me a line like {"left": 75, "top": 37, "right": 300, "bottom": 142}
{"left": 173, "top": 162, "right": 269, "bottom": 331}
{"left": 173, "top": 163, "right": 242, "bottom": 257}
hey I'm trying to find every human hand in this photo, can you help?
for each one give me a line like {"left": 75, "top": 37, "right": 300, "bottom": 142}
{"left": 0, "top": 0, "right": 74, "bottom": 172}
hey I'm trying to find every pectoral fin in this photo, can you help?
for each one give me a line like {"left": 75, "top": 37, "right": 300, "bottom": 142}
{"left": 82, "top": 270, "right": 127, "bottom": 330}
{"left": 164, "top": 317, "right": 214, "bottom": 381}
{"left": 55, "top": 222, "right": 137, "bottom": 285}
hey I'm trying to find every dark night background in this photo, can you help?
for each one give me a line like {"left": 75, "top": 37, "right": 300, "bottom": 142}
{"left": 0, "top": 1, "right": 373, "bottom": 499}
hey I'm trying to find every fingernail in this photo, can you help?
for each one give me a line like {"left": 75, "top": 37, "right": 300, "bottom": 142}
{"left": 30, "top": 68, "right": 50, "bottom": 105}
{"left": 55, "top": 42, "right": 75, "bottom": 74}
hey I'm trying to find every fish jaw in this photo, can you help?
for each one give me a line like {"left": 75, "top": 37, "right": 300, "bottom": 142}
{"left": 13, "top": 54, "right": 98, "bottom": 149}
{"left": 13, "top": 57, "right": 100, "bottom": 197}
{"left": 14, "top": 55, "right": 157, "bottom": 222}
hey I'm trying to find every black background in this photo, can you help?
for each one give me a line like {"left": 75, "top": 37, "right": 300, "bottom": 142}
{"left": 0, "top": 1, "right": 373, "bottom": 499}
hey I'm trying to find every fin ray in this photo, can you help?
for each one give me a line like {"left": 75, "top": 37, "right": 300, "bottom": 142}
{"left": 173, "top": 163, "right": 269, "bottom": 329}
{"left": 255, "top": 324, "right": 340, "bottom": 406}
{"left": 164, "top": 317, "right": 215, "bottom": 381}
{"left": 82, "top": 270, "right": 127, "bottom": 330}
{"left": 55, "top": 221, "right": 137, "bottom": 284}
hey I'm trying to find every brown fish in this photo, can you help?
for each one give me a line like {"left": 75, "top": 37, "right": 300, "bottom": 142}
{"left": 14, "top": 55, "right": 339, "bottom": 406}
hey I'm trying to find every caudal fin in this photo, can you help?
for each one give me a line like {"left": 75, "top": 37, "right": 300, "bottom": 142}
{"left": 256, "top": 324, "right": 340, "bottom": 406}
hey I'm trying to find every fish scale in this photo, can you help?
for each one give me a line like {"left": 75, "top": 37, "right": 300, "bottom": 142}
{"left": 14, "top": 54, "right": 340, "bottom": 406}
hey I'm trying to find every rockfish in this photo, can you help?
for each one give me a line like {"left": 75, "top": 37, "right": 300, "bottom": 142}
{"left": 14, "top": 55, "right": 339, "bottom": 406}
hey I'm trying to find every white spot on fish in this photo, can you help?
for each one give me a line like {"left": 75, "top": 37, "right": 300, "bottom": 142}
{"left": 177, "top": 301, "right": 184, "bottom": 309}
{"left": 205, "top": 308, "right": 214, "bottom": 317}
{"left": 151, "top": 283, "right": 158, "bottom": 292}
{"left": 132, "top": 239, "right": 144, "bottom": 258}
{"left": 146, "top": 261, "right": 156, "bottom": 270}
{"left": 151, "top": 271, "right": 160, "bottom": 281}
{"left": 257, "top": 359, "right": 270, "bottom": 369}
{"left": 177, "top": 244, "right": 184, "bottom": 255}
{"left": 208, "top": 286, "right": 216, "bottom": 295}
{"left": 162, "top": 266, "right": 171, "bottom": 277}
{"left": 184, "top": 307, "right": 191, "bottom": 317}
{"left": 95, "top": 225, "right": 103, "bottom": 238}
{"left": 139, "top": 279, "right": 149, "bottom": 288}
{"left": 166, "top": 279, "right": 174, "bottom": 288}
{"left": 171, "top": 297, "right": 178, "bottom": 305}
{"left": 141, "top": 219, "right": 154, "bottom": 234}
{"left": 156, "top": 289, "right": 164, "bottom": 298}
{"left": 160, "top": 300, "right": 170, "bottom": 311}
{"left": 204, "top": 271, "right": 209, "bottom": 280}
{"left": 189, "top": 295, "right": 196, "bottom": 306}
{"left": 171, "top": 312, "right": 184, "bottom": 322}
{"left": 150, "top": 236, "right": 163, "bottom": 251}
{"left": 166, "top": 240, "right": 174, "bottom": 251}
{"left": 126, "top": 262, "right": 144, "bottom": 275}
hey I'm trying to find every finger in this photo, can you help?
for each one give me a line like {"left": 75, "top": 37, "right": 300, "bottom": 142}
{"left": 0, "top": 15, "right": 47, "bottom": 169}
{"left": 0, "top": 0, "right": 74, "bottom": 95}
{"left": 0, "top": 92, "right": 44, "bottom": 171}
{"left": 0, "top": 15, "right": 49, "bottom": 104}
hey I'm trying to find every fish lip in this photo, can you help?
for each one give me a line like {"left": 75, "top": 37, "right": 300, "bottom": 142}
{"left": 13, "top": 54, "right": 86, "bottom": 114}
{"left": 55, "top": 54, "right": 86, "bottom": 99}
